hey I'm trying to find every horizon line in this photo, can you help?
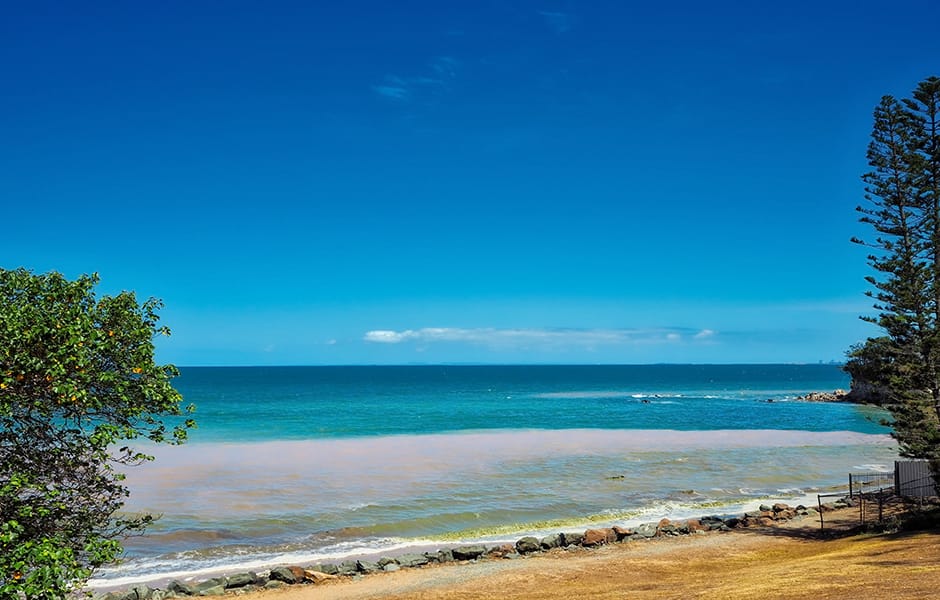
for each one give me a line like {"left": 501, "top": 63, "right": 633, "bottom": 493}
{"left": 169, "top": 361, "right": 848, "bottom": 368}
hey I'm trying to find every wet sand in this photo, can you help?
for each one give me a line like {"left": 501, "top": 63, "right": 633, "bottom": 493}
{"left": 230, "top": 507, "right": 940, "bottom": 600}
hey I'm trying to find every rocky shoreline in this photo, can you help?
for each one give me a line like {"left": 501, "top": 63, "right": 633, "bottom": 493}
{"left": 92, "top": 498, "right": 853, "bottom": 600}
{"left": 793, "top": 389, "right": 850, "bottom": 403}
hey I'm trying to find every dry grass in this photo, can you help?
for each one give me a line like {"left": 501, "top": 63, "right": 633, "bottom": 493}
{"left": 238, "top": 508, "right": 940, "bottom": 600}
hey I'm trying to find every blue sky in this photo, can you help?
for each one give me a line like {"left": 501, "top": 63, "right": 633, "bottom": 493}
{"left": 3, "top": 1, "right": 939, "bottom": 365}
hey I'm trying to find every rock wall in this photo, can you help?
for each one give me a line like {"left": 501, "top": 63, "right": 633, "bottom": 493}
{"left": 92, "top": 502, "right": 833, "bottom": 600}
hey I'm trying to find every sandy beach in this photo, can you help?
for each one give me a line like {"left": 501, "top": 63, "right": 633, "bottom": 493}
{"left": 219, "top": 507, "right": 938, "bottom": 600}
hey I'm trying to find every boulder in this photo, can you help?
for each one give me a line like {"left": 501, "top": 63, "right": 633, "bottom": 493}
{"left": 336, "top": 561, "right": 360, "bottom": 576}
{"left": 167, "top": 580, "right": 197, "bottom": 596}
{"left": 672, "top": 521, "right": 691, "bottom": 535}
{"left": 582, "top": 528, "right": 617, "bottom": 546}
{"left": 516, "top": 536, "right": 541, "bottom": 554}
{"left": 383, "top": 563, "right": 401, "bottom": 572}
{"left": 451, "top": 545, "right": 486, "bottom": 560}
{"left": 635, "top": 523, "right": 657, "bottom": 538}
{"left": 611, "top": 526, "right": 634, "bottom": 540}
{"left": 201, "top": 586, "right": 226, "bottom": 596}
{"left": 561, "top": 532, "right": 584, "bottom": 546}
{"left": 225, "top": 572, "right": 259, "bottom": 589}
{"left": 268, "top": 568, "right": 297, "bottom": 584}
{"left": 540, "top": 533, "right": 564, "bottom": 549}
{"left": 772, "top": 503, "right": 790, "bottom": 513}
{"left": 396, "top": 553, "right": 430, "bottom": 567}
{"left": 315, "top": 563, "right": 339, "bottom": 575}
{"left": 685, "top": 519, "right": 707, "bottom": 533}
{"left": 194, "top": 579, "right": 227, "bottom": 594}
{"left": 487, "top": 544, "right": 516, "bottom": 557}
{"left": 699, "top": 516, "right": 725, "bottom": 530}
{"left": 376, "top": 557, "right": 398, "bottom": 568}
{"left": 357, "top": 560, "right": 379, "bottom": 574}
{"left": 436, "top": 549, "right": 455, "bottom": 563}
{"left": 657, "top": 519, "right": 678, "bottom": 536}
{"left": 127, "top": 586, "right": 156, "bottom": 600}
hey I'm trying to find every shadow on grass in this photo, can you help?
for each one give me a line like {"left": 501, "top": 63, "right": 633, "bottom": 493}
{"left": 730, "top": 504, "right": 940, "bottom": 543}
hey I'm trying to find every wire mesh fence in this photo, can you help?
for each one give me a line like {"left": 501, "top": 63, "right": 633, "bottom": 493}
{"left": 815, "top": 469, "right": 939, "bottom": 532}
{"left": 848, "top": 471, "right": 893, "bottom": 498}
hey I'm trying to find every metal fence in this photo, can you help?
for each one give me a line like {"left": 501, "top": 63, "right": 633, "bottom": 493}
{"left": 848, "top": 471, "right": 893, "bottom": 499}
{"left": 816, "top": 487, "right": 894, "bottom": 531}
{"left": 814, "top": 464, "right": 939, "bottom": 531}
{"left": 895, "top": 460, "right": 938, "bottom": 498}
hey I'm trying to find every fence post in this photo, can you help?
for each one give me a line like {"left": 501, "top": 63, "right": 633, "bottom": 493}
{"left": 849, "top": 473, "right": 854, "bottom": 499}
{"left": 818, "top": 495, "right": 824, "bottom": 531}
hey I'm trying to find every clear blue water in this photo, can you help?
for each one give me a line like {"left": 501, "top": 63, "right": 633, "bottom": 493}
{"left": 91, "top": 364, "right": 896, "bottom": 590}
{"left": 174, "top": 364, "right": 884, "bottom": 440}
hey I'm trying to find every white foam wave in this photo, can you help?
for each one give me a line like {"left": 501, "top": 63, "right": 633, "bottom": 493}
{"left": 531, "top": 391, "right": 686, "bottom": 400}
{"left": 89, "top": 537, "right": 436, "bottom": 590}
{"left": 90, "top": 486, "right": 845, "bottom": 591}
{"left": 852, "top": 463, "right": 893, "bottom": 473}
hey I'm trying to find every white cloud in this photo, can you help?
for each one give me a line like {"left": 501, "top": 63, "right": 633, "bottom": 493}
{"left": 364, "top": 330, "right": 414, "bottom": 343}
{"left": 431, "top": 56, "right": 457, "bottom": 79}
{"left": 372, "top": 56, "right": 459, "bottom": 103}
{"left": 364, "top": 327, "right": 717, "bottom": 348}
{"left": 538, "top": 10, "right": 574, "bottom": 34}
{"left": 371, "top": 84, "right": 410, "bottom": 101}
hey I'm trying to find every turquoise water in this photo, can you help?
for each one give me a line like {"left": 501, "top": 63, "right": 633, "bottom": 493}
{"left": 172, "top": 364, "right": 885, "bottom": 440}
{"left": 91, "top": 365, "right": 897, "bottom": 589}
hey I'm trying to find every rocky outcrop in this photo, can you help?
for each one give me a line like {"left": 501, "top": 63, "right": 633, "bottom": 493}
{"left": 796, "top": 385, "right": 893, "bottom": 405}
{"left": 843, "top": 380, "right": 892, "bottom": 405}
{"left": 794, "top": 390, "right": 849, "bottom": 403}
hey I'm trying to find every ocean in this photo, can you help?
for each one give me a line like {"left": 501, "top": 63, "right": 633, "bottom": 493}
{"left": 90, "top": 364, "right": 897, "bottom": 589}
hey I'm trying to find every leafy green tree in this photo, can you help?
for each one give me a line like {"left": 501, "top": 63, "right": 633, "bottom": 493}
{"left": 851, "top": 76, "right": 940, "bottom": 484}
{"left": 0, "top": 268, "right": 194, "bottom": 599}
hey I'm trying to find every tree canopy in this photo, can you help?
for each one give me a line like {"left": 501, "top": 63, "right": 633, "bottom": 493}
{"left": 849, "top": 76, "right": 940, "bottom": 482}
{"left": 0, "top": 268, "right": 194, "bottom": 599}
